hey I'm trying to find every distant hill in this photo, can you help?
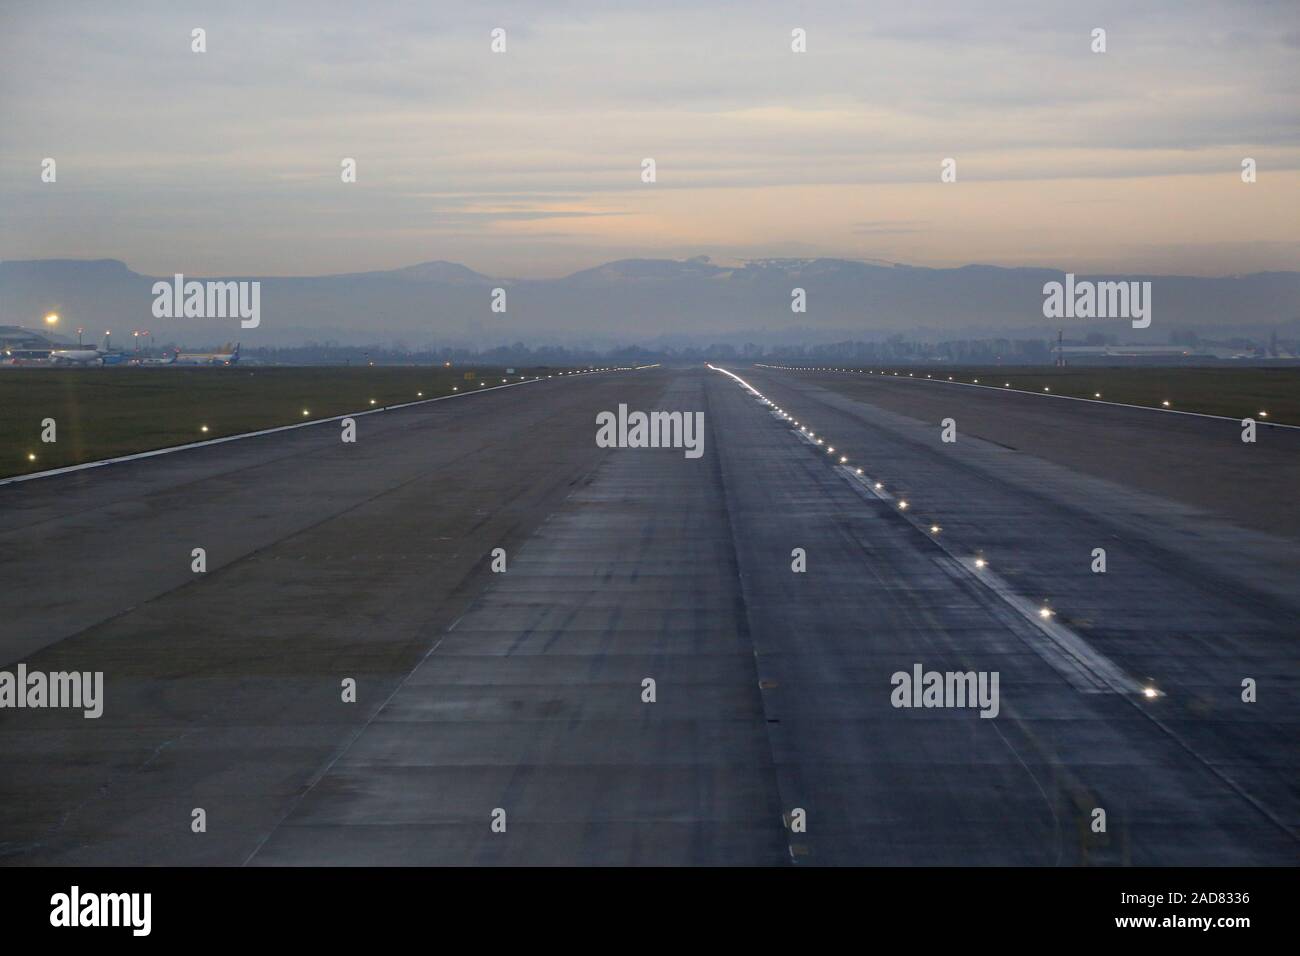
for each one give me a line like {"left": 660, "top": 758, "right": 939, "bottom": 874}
{"left": 2, "top": 256, "right": 1296, "bottom": 349}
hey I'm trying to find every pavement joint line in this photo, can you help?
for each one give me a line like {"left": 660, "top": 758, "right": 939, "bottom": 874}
{"left": 0, "top": 369, "right": 623, "bottom": 488}
{"left": 710, "top": 362, "right": 1148, "bottom": 697}
{"left": 242, "top": 629, "right": 452, "bottom": 866}
{"left": 753, "top": 364, "right": 1300, "bottom": 430}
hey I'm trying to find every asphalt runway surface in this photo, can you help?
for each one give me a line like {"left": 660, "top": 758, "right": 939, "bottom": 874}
{"left": 1, "top": 366, "right": 1296, "bottom": 865}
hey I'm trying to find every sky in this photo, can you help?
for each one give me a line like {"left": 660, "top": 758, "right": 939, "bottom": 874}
{"left": 1, "top": 0, "right": 1298, "bottom": 279}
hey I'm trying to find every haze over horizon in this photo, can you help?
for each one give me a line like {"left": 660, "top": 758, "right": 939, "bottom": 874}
{"left": 2, "top": 0, "right": 1298, "bottom": 280}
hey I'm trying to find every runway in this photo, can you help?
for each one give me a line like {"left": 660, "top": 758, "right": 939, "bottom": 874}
{"left": 1, "top": 365, "right": 1296, "bottom": 865}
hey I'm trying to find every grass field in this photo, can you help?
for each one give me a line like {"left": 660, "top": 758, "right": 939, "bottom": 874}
{"left": 788, "top": 365, "right": 1300, "bottom": 425}
{"left": 0, "top": 366, "right": 564, "bottom": 478}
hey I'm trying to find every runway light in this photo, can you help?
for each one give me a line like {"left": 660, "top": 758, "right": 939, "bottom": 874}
{"left": 27, "top": 452, "right": 36, "bottom": 461}
{"left": 816, "top": 439, "right": 824, "bottom": 445}
{"left": 1043, "top": 387, "right": 1050, "bottom": 392}
{"left": 839, "top": 456, "right": 848, "bottom": 464}
{"left": 200, "top": 425, "right": 209, "bottom": 433}
{"left": 453, "top": 386, "right": 458, "bottom": 391}
{"left": 827, "top": 446, "right": 835, "bottom": 453}
{"left": 302, "top": 409, "right": 310, "bottom": 416}
{"left": 1038, "top": 607, "right": 1053, "bottom": 619}
{"left": 929, "top": 524, "right": 941, "bottom": 534}
{"left": 898, "top": 500, "right": 909, "bottom": 510}
{"left": 1094, "top": 392, "right": 1101, "bottom": 398}
{"left": 1259, "top": 410, "right": 1268, "bottom": 417}
{"left": 974, "top": 557, "right": 987, "bottom": 568}
{"left": 855, "top": 468, "right": 863, "bottom": 475}
{"left": 1161, "top": 400, "right": 1171, "bottom": 408}
{"left": 1142, "top": 686, "right": 1160, "bottom": 699}
{"left": 370, "top": 399, "right": 376, "bottom": 405}
{"left": 1005, "top": 382, "right": 1011, "bottom": 387}
{"left": 973, "top": 379, "right": 979, "bottom": 383}
{"left": 874, "top": 482, "right": 883, "bottom": 490}
{"left": 417, "top": 391, "right": 423, "bottom": 397}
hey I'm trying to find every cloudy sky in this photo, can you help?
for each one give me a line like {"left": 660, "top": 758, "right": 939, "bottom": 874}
{"left": 2, "top": 0, "right": 1297, "bottom": 278}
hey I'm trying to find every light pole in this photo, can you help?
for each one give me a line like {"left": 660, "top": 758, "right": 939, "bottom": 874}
{"left": 76, "top": 326, "right": 85, "bottom": 347}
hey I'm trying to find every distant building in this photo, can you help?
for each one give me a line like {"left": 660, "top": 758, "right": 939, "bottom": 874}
{"left": 0, "top": 325, "right": 63, "bottom": 350}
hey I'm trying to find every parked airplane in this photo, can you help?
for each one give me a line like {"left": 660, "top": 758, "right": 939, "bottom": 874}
{"left": 47, "top": 336, "right": 129, "bottom": 367}
{"left": 135, "top": 351, "right": 178, "bottom": 366}
{"left": 174, "top": 342, "right": 240, "bottom": 366}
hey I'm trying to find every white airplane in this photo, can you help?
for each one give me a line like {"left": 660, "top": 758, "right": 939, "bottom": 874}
{"left": 47, "top": 336, "right": 128, "bottom": 366}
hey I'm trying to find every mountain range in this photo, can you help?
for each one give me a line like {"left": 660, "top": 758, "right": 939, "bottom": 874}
{"left": 3, "top": 256, "right": 1297, "bottom": 349}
